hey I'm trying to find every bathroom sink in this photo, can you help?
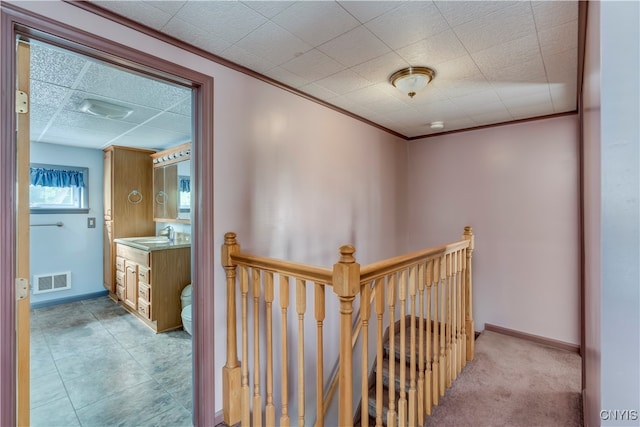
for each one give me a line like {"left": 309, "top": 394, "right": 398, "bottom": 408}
{"left": 131, "top": 236, "right": 170, "bottom": 244}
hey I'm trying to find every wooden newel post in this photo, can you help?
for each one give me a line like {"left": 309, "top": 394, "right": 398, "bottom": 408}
{"left": 332, "top": 245, "right": 360, "bottom": 427}
{"left": 462, "top": 226, "right": 475, "bottom": 362}
{"left": 222, "top": 232, "right": 242, "bottom": 425}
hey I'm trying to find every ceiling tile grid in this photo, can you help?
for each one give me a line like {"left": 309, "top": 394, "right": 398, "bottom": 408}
{"left": 35, "top": 1, "right": 580, "bottom": 143}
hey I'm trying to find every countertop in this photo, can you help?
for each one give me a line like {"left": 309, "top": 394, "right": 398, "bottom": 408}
{"left": 114, "top": 236, "right": 191, "bottom": 251}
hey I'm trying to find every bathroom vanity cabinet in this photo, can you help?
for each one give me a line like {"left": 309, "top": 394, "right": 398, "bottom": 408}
{"left": 115, "top": 241, "right": 191, "bottom": 333}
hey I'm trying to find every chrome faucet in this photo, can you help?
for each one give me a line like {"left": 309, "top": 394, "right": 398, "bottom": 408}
{"left": 159, "top": 225, "right": 175, "bottom": 243}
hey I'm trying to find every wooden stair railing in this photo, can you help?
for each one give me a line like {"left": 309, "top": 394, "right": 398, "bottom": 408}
{"left": 222, "top": 227, "right": 474, "bottom": 427}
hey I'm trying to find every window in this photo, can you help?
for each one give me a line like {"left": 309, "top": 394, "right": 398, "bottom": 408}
{"left": 30, "top": 163, "right": 89, "bottom": 214}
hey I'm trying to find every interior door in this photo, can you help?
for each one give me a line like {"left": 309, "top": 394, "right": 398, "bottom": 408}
{"left": 16, "top": 39, "right": 31, "bottom": 427}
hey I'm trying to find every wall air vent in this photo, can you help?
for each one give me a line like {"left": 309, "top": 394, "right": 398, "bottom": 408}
{"left": 33, "top": 272, "right": 71, "bottom": 294}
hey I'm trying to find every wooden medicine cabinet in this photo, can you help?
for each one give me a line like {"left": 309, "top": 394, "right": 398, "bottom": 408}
{"left": 151, "top": 142, "right": 191, "bottom": 223}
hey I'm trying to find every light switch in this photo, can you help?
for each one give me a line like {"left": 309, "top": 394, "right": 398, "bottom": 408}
{"left": 87, "top": 217, "right": 96, "bottom": 228}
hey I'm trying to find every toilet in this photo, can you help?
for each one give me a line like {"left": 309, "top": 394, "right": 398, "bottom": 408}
{"left": 181, "top": 284, "right": 192, "bottom": 336}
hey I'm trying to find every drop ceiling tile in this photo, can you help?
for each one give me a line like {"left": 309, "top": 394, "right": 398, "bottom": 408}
{"left": 272, "top": 2, "right": 360, "bottom": 46}
{"left": 76, "top": 63, "right": 190, "bottom": 110}
{"left": 169, "top": 98, "right": 192, "bottom": 116}
{"left": 162, "top": 16, "right": 233, "bottom": 53}
{"left": 145, "top": 111, "right": 192, "bottom": 135}
{"left": 52, "top": 110, "right": 136, "bottom": 135}
{"left": 472, "top": 34, "right": 541, "bottom": 74}
{"left": 501, "top": 89, "right": 552, "bottom": 110}
{"left": 318, "top": 26, "right": 390, "bottom": 68}
{"left": 281, "top": 49, "right": 344, "bottom": 82}
{"left": 396, "top": 29, "right": 468, "bottom": 67}
{"left": 38, "top": 124, "right": 120, "bottom": 148}
{"left": 92, "top": 1, "right": 173, "bottom": 30}
{"left": 484, "top": 58, "right": 547, "bottom": 87}
{"left": 452, "top": 2, "right": 535, "bottom": 53}
{"left": 491, "top": 80, "right": 550, "bottom": 100}
{"left": 431, "top": 55, "right": 485, "bottom": 83}
{"left": 263, "top": 67, "right": 311, "bottom": 89}
{"left": 346, "top": 83, "right": 398, "bottom": 105}
{"left": 532, "top": 0, "right": 579, "bottom": 31}
{"left": 366, "top": 96, "right": 412, "bottom": 114}
{"left": 175, "top": 2, "right": 267, "bottom": 44}
{"left": 144, "top": 1, "right": 186, "bottom": 16}
{"left": 509, "top": 102, "right": 555, "bottom": 120}
{"left": 549, "top": 82, "right": 577, "bottom": 113}
{"left": 30, "top": 80, "right": 71, "bottom": 108}
{"left": 234, "top": 22, "right": 312, "bottom": 66}
{"left": 434, "top": 1, "right": 516, "bottom": 27}
{"left": 539, "top": 21, "right": 578, "bottom": 58}
{"left": 351, "top": 52, "right": 410, "bottom": 84}
{"left": 31, "top": 43, "right": 89, "bottom": 88}
{"left": 314, "top": 69, "right": 373, "bottom": 95}
{"left": 449, "top": 89, "right": 502, "bottom": 110}
{"left": 110, "top": 126, "right": 188, "bottom": 150}
{"left": 30, "top": 121, "right": 49, "bottom": 141}
{"left": 222, "top": 45, "right": 278, "bottom": 74}
{"left": 469, "top": 106, "right": 513, "bottom": 125}
{"left": 415, "top": 98, "right": 464, "bottom": 120}
{"left": 242, "top": 1, "right": 295, "bottom": 19}
{"left": 337, "top": 1, "right": 401, "bottom": 24}
{"left": 365, "top": 2, "right": 449, "bottom": 50}
{"left": 298, "top": 83, "right": 340, "bottom": 101}
{"left": 544, "top": 48, "right": 578, "bottom": 84}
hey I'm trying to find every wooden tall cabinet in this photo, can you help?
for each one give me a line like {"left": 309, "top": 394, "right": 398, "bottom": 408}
{"left": 103, "top": 146, "right": 155, "bottom": 298}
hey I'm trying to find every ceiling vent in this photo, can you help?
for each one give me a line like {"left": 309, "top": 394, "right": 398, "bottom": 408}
{"left": 79, "top": 99, "right": 133, "bottom": 120}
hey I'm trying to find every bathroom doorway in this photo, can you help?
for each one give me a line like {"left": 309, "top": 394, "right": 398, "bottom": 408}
{"left": 1, "top": 4, "right": 216, "bottom": 426}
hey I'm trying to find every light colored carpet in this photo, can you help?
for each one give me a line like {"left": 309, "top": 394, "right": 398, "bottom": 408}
{"left": 425, "top": 330, "right": 582, "bottom": 427}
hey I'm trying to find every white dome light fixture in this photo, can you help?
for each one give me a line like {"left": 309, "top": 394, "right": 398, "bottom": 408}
{"left": 430, "top": 121, "right": 444, "bottom": 130}
{"left": 389, "top": 66, "right": 436, "bottom": 98}
{"left": 79, "top": 99, "right": 133, "bottom": 120}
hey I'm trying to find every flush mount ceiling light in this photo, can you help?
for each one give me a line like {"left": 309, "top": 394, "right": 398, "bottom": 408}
{"left": 430, "top": 121, "right": 444, "bottom": 130}
{"left": 79, "top": 99, "right": 133, "bottom": 120}
{"left": 389, "top": 66, "right": 436, "bottom": 98}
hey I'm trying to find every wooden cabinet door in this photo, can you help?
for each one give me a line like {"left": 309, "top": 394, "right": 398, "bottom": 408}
{"left": 124, "top": 261, "right": 138, "bottom": 310}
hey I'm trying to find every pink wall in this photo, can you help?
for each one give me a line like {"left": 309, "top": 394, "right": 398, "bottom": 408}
{"left": 7, "top": 1, "right": 408, "bottom": 419}
{"left": 407, "top": 115, "right": 581, "bottom": 345}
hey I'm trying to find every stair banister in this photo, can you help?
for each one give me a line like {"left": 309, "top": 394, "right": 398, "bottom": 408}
{"left": 222, "top": 232, "right": 241, "bottom": 426}
{"left": 332, "top": 245, "right": 360, "bottom": 427}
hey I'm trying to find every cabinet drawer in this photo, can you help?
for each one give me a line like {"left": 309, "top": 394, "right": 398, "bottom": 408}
{"left": 115, "top": 256, "right": 125, "bottom": 272}
{"left": 138, "top": 282, "right": 151, "bottom": 303}
{"left": 137, "top": 299, "right": 151, "bottom": 320}
{"left": 116, "top": 285, "right": 125, "bottom": 301}
{"left": 115, "top": 270, "right": 124, "bottom": 286}
{"left": 116, "top": 244, "right": 149, "bottom": 267}
{"left": 138, "top": 266, "right": 150, "bottom": 285}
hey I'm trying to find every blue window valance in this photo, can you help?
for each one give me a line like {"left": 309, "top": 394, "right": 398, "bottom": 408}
{"left": 179, "top": 176, "right": 190, "bottom": 193}
{"left": 30, "top": 167, "right": 85, "bottom": 188}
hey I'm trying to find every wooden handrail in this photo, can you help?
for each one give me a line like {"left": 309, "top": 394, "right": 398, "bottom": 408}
{"left": 231, "top": 252, "right": 333, "bottom": 284}
{"left": 222, "top": 227, "right": 475, "bottom": 427}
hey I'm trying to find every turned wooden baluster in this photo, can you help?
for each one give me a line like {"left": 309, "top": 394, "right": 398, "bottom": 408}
{"left": 222, "top": 233, "right": 241, "bottom": 426}
{"left": 460, "top": 249, "right": 467, "bottom": 369}
{"left": 315, "top": 283, "right": 325, "bottom": 427}
{"left": 240, "top": 266, "right": 251, "bottom": 427}
{"left": 456, "top": 250, "right": 463, "bottom": 375}
{"left": 408, "top": 266, "right": 418, "bottom": 427}
{"left": 375, "top": 279, "right": 385, "bottom": 427}
{"left": 398, "top": 269, "right": 408, "bottom": 427}
{"left": 265, "top": 272, "right": 275, "bottom": 426}
{"left": 463, "top": 226, "right": 475, "bottom": 361}
{"left": 361, "top": 281, "right": 371, "bottom": 427}
{"left": 425, "top": 260, "right": 433, "bottom": 415}
{"left": 450, "top": 252, "right": 458, "bottom": 383}
{"left": 417, "top": 263, "right": 425, "bottom": 425}
{"left": 280, "top": 275, "right": 291, "bottom": 426}
{"left": 438, "top": 255, "right": 446, "bottom": 397}
{"left": 432, "top": 257, "right": 440, "bottom": 403}
{"left": 387, "top": 273, "right": 397, "bottom": 427}
{"left": 445, "top": 253, "right": 452, "bottom": 390}
{"left": 252, "top": 269, "right": 263, "bottom": 427}
{"left": 332, "top": 245, "right": 360, "bottom": 427}
{"left": 296, "top": 278, "right": 306, "bottom": 427}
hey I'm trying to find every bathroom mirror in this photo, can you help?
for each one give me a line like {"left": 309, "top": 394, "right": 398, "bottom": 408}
{"left": 151, "top": 142, "right": 191, "bottom": 223}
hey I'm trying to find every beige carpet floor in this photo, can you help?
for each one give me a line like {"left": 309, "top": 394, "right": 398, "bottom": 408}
{"left": 424, "top": 330, "right": 582, "bottom": 427}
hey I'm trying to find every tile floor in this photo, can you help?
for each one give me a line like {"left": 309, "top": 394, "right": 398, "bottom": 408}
{"left": 31, "top": 295, "right": 193, "bottom": 427}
